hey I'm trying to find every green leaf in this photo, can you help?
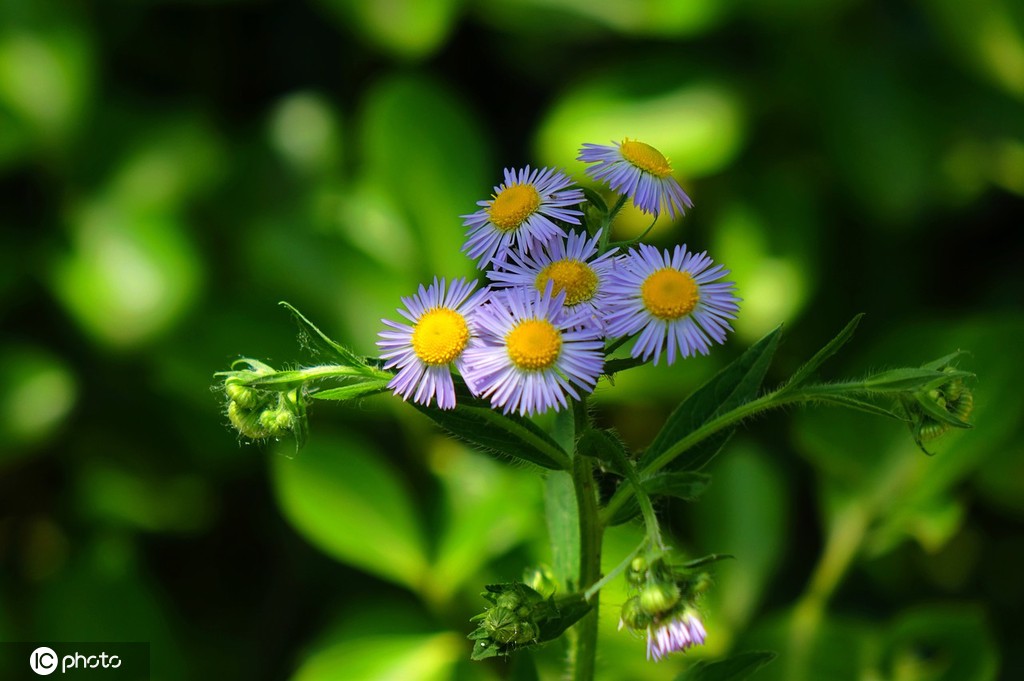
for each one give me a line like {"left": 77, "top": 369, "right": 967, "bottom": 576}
{"left": 246, "top": 366, "right": 368, "bottom": 389}
{"left": 674, "top": 651, "right": 776, "bottom": 681}
{"left": 801, "top": 392, "right": 906, "bottom": 421}
{"left": 412, "top": 397, "right": 570, "bottom": 471}
{"left": 357, "top": 76, "right": 490, "bottom": 277}
{"left": 641, "top": 326, "right": 782, "bottom": 473}
{"left": 693, "top": 444, "right": 788, "bottom": 630}
{"left": 429, "top": 448, "right": 541, "bottom": 602}
{"left": 920, "top": 350, "right": 970, "bottom": 371}
{"left": 311, "top": 380, "right": 390, "bottom": 401}
{"left": 280, "top": 301, "right": 369, "bottom": 368}
{"left": 785, "top": 314, "right": 863, "bottom": 388}
{"left": 607, "top": 471, "right": 712, "bottom": 526}
{"left": 577, "top": 428, "right": 629, "bottom": 475}
{"left": 859, "top": 367, "right": 972, "bottom": 393}
{"left": 911, "top": 391, "right": 972, "bottom": 429}
{"left": 544, "top": 471, "right": 580, "bottom": 591}
{"left": 292, "top": 631, "right": 462, "bottom": 681}
{"left": 271, "top": 436, "right": 428, "bottom": 590}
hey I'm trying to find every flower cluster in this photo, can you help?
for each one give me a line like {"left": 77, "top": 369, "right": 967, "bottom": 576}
{"left": 619, "top": 555, "right": 710, "bottom": 662}
{"left": 222, "top": 359, "right": 306, "bottom": 440}
{"left": 377, "top": 139, "right": 740, "bottom": 416}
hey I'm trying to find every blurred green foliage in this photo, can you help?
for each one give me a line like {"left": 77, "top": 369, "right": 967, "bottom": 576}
{"left": 0, "top": 0, "right": 1021, "bottom": 680}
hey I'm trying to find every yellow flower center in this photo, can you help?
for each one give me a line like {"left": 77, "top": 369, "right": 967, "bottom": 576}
{"left": 535, "top": 259, "right": 599, "bottom": 307}
{"left": 488, "top": 183, "right": 541, "bottom": 232}
{"left": 412, "top": 308, "right": 470, "bottom": 365}
{"left": 620, "top": 139, "right": 673, "bottom": 178}
{"left": 506, "top": 319, "right": 562, "bottom": 371}
{"left": 641, "top": 268, "right": 699, "bottom": 320}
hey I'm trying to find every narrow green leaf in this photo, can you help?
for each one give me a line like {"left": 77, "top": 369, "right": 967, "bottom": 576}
{"left": 412, "top": 399, "right": 570, "bottom": 471}
{"left": 861, "top": 367, "right": 972, "bottom": 393}
{"left": 920, "top": 349, "right": 969, "bottom": 371}
{"left": 545, "top": 472, "right": 580, "bottom": 591}
{"left": 912, "top": 392, "right": 973, "bottom": 429}
{"left": 785, "top": 314, "right": 863, "bottom": 388}
{"left": 800, "top": 392, "right": 907, "bottom": 421}
{"left": 247, "top": 366, "right": 368, "bottom": 389}
{"left": 642, "top": 326, "right": 782, "bottom": 472}
{"left": 280, "top": 301, "right": 369, "bottom": 367}
{"left": 645, "top": 471, "right": 712, "bottom": 499}
{"left": 607, "top": 471, "right": 713, "bottom": 526}
{"left": 312, "top": 380, "right": 390, "bottom": 401}
{"left": 673, "top": 651, "right": 776, "bottom": 681}
{"left": 577, "top": 429, "right": 629, "bottom": 475}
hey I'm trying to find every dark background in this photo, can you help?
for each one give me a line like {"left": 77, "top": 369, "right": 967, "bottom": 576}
{"left": 1, "top": 0, "right": 1022, "bottom": 679}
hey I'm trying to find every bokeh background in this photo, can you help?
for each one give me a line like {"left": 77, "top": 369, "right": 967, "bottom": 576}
{"left": 1, "top": 0, "right": 1022, "bottom": 679}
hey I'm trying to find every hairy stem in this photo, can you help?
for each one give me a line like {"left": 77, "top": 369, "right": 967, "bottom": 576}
{"left": 571, "top": 399, "right": 603, "bottom": 681}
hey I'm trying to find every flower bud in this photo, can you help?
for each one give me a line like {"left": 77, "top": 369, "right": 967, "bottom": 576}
{"left": 639, "top": 581, "right": 681, "bottom": 616}
{"left": 259, "top": 407, "right": 295, "bottom": 436}
{"left": 227, "top": 401, "right": 268, "bottom": 440}
{"left": 906, "top": 368, "right": 974, "bottom": 451}
{"left": 225, "top": 376, "right": 262, "bottom": 409}
{"left": 619, "top": 596, "right": 652, "bottom": 631}
{"left": 626, "top": 556, "right": 648, "bottom": 587}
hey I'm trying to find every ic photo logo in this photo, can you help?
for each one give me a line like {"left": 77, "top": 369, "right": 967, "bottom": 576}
{"left": 29, "top": 646, "right": 122, "bottom": 676}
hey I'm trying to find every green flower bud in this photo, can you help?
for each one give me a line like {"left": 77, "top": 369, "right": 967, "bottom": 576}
{"left": 619, "top": 596, "right": 652, "bottom": 631}
{"left": 227, "top": 401, "right": 268, "bottom": 440}
{"left": 626, "top": 556, "right": 648, "bottom": 587}
{"left": 495, "top": 592, "right": 522, "bottom": 611}
{"left": 259, "top": 407, "right": 295, "bottom": 436}
{"left": 906, "top": 368, "right": 974, "bottom": 452}
{"left": 639, "top": 581, "right": 681, "bottom": 616}
{"left": 483, "top": 606, "right": 538, "bottom": 646}
{"left": 225, "top": 377, "right": 263, "bottom": 409}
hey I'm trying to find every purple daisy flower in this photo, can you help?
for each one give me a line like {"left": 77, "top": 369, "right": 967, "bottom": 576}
{"left": 462, "top": 166, "right": 585, "bottom": 269}
{"left": 605, "top": 243, "right": 739, "bottom": 365}
{"left": 461, "top": 285, "right": 604, "bottom": 416}
{"left": 377, "top": 277, "right": 487, "bottom": 410}
{"left": 487, "top": 229, "right": 618, "bottom": 328}
{"left": 578, "top": 139, "right": 693, "bottom": 219}
{"left": 646, "top": 612, "right": 707, "bottom": 662}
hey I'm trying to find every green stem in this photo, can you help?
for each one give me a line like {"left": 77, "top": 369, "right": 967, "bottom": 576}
{"left": 598, "top": 194, "right": 629, "bottom": 255}
{"left": 571, "top": 399, "right": 603, "bottom": 681}
{"left": 243, "top": 363, "right": 391, "bottom": 388}
{"left": 584, "top": 539, "right": 645, "bottom": 601}
{"left": 609, "top": 214, "right": 658, "bottom": 249}
{"left": 603, "top": 437, "right": 664, "bottom": 550}
{"left": 599, "top": 386, "right": 854, "bottom": 524}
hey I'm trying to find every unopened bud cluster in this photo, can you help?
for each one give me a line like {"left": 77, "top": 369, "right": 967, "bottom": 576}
{"left": 619, "top": 555, "right": 709, "bottom": 662}
{"left": 470, "top": 583, "right": 545, "bottom": 651}
{"left": 902, "top": 363, "right": 975, "bottom": 453}
{"left": 222, "top": 360, "right": 305, "bottom": 440}
{"left": 468, "top": 581, "right": 591, "bottom": 660}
